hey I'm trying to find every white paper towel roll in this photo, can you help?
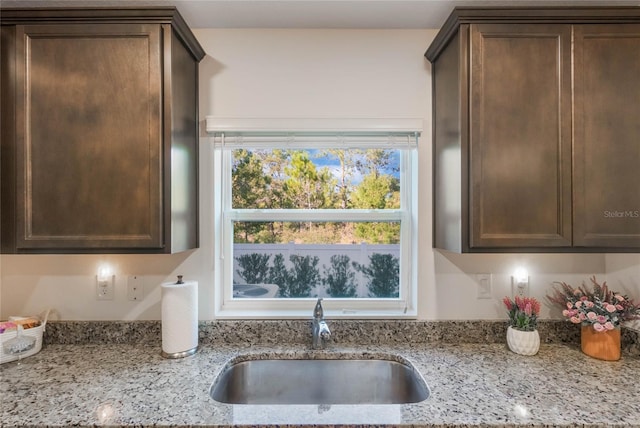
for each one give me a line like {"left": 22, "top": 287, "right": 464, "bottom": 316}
{"left": 161, "top": 276, "right": 198, "bottom": 358}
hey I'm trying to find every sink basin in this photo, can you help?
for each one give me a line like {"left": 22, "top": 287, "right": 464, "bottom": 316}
{"left": 210, "top": 356, "right": 429, "bottom": 405}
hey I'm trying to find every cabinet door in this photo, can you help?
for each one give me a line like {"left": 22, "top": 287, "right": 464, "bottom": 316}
{"left": 574, "top": 24, "right": 640, "bottom": 249}
{"left": 14, "top": 24, "right": 163, "bottom": 250}
{"left": 469, "top": 24, "right": 572, "bottom": 249}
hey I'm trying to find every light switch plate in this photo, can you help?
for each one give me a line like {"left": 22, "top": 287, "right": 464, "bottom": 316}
{"left": 127, "top": 275, "right": 144, "bottom": 301}
{"left": 476, "top": 273, "right": 492, "bottom": 299}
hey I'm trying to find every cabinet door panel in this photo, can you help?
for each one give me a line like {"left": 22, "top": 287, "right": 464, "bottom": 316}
{"left": 15, "top": 24, "right": 162, "bottom": 250}
{"left": 574, "top": 24, "right": 640, "bottom": 248}
{"left": 469, "top": 24, "right": 572, "bottom": 248}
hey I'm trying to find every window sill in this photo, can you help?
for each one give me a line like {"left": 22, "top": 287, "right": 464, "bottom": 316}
{"left": 214, "top": 307, "right": 418, "bottom": 320}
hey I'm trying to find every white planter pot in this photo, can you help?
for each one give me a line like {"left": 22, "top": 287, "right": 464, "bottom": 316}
{"left": 506, "top": 326, "right": 540, "bottom": 356}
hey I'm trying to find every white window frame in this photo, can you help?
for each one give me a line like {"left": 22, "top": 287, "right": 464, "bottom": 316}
{"left": 208, "top": 118, "right": 420, "bottom": 319}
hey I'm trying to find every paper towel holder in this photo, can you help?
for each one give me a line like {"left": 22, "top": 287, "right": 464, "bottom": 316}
{"left": 162, "top": 348, "right": 198, "bottom": 359}
{"left": 161, "top": 275, "right": 198, "bottom": 359}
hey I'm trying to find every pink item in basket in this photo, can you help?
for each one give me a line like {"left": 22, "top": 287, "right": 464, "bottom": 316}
{"left": 0, "top": 322, "right": 17, "bottom": 334}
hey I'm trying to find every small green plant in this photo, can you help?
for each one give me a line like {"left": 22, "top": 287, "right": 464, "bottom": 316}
{"left": 354, "top": 253, "right": 399, "bottom": 298}
{"left": 503, "top": 296, "right": 540, "bottom": 331}
{"left": 324, "top": 254, "right": 357, "bottom": 298}
{"left": 235, "top": 253, "right": 271, "bottom": 284}
{"left": 286, "top": 255, "right": 320, "bottom": 297}
{"left": 270, "top": 254, "right": 320, "bottom": 298}
{"left": 268, "top": 253, "right": 289, "bottom": 289}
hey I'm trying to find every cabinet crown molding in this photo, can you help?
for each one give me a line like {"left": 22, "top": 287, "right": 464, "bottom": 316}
{"left": 0, "top": 7, "right": 205, "bottom": 61}
{"left": 426, "top": 6, "right": 640, "bottom": 61}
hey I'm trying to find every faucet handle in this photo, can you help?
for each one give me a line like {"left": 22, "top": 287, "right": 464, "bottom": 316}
{"left": 320, "top": 328, "right": 331, "bottom": 341}
{"left": 313, "top": 298, "right": 324, "bottom": 320}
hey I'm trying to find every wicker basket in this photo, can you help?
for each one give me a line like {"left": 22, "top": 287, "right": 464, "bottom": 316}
{"left": 0, "top": 310, "right": 49, "bottom": 364}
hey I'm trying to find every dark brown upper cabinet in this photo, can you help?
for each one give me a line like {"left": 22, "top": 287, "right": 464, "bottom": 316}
{"left": 1, "top": 8, "right": 205, "bottom": 253}
{"left": 426, "top": 7, "right": 640, "bottom": 253}
{"left": 573, "top": 24, "right": 640, "bottom": 248}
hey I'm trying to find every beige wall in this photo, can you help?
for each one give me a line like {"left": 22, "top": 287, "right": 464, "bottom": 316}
{"left": 1, "top": 29, "right": 637, "bottom": 321}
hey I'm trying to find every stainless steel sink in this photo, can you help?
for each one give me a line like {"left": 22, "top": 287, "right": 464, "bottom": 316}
{"left": 210, "top": 357, "right": 429, "bottom": 405}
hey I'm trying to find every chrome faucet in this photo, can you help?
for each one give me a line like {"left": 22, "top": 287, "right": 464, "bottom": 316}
{"left": 312, "top": 298, "right": 331, "bottom": 349}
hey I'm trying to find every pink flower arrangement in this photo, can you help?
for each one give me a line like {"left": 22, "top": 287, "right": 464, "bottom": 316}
{"left": 547, "top": 276, "right": 640, "bottom": 331}
{"left": 503, "top": 296, "right": 541, "bottom": 331}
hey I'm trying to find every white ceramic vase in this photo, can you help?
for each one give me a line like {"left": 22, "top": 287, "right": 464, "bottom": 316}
{"left": 506, "top": 326, "right": 540, "bottom": 356}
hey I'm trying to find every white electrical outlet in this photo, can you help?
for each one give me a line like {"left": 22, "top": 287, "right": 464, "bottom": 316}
{"left": 96, "top": 275, "right": 115, "bottom": 300}
{"left": 476, "top": 273, "right": 492, "bottom": 299}
{"left": 127, "top": 276, "right": 144, "bottom": 301}
{"left": 511, "top": 276, "right": 530, "bottom": 297}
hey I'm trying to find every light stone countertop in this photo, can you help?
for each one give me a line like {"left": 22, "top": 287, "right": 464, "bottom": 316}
{"left": 1, "top": 341, "right": 639, "bottom": 427}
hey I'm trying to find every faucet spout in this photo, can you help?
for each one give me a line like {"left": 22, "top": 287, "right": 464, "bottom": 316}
{"left": 311, "top": 298, "right": 331, "bottom": 349}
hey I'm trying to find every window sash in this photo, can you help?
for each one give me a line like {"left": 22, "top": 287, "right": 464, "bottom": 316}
{"left": 229, "top": 209, "right": 403, "bottom": 222}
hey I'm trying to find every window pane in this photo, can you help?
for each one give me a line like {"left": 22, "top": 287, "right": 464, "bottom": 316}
{"left": 232, "top": 148, "right": 400, "bottom": 209}
{"left": 233, "top": 222, "right": 400, "bottom": 299}
{"left": 233, "top": 244, "right": 400, "bottom": 299}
